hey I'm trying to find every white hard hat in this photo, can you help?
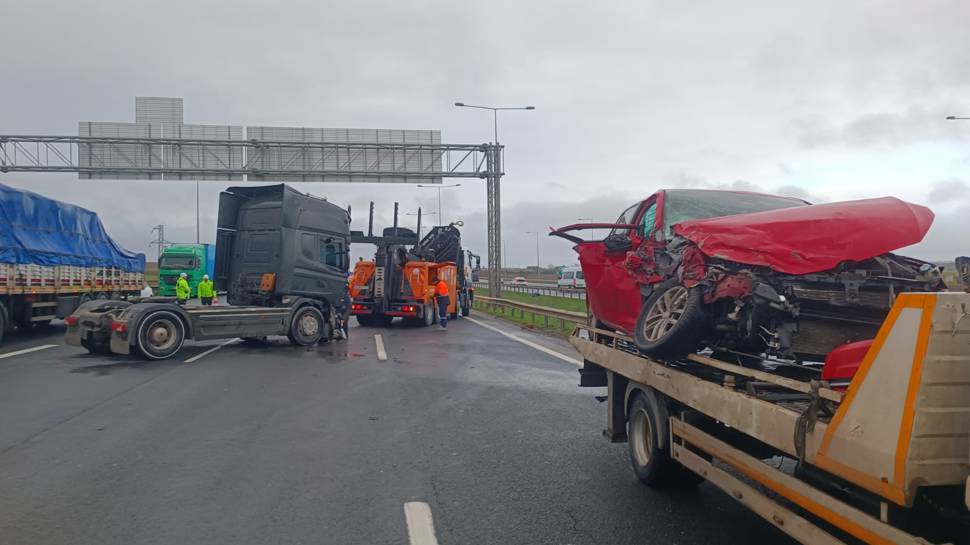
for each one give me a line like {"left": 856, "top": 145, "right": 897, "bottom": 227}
{"left": 203, "top": 274, "right": 209, "bottom": 279}
{"left": 180, "top": 272, "right": 187, "bottom": 278}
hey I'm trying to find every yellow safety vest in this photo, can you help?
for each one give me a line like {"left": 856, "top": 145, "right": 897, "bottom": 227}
{"left": 198, "top": 280, "right": 215, "bottom": 298}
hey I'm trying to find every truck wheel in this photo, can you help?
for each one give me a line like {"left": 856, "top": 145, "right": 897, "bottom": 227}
{"left": 461, "top": 294, "right": 470, "bottom": 317}
{"left": 377, "top": 315, "right": 394, "bottom": 327}
{"left": 633, "top": 279, "right": 707, "bottom": 359}
{"left": 136, "top": 310, "right": 186, "bottom": 360}
{"left": 423, "top": 303, "right": 435, "bottom": 327}
{"left": 288, "top": 306, "right": 324, "bottom": 346}
{"left": 356, "top": 314, "right": 375, "bottom": 327}
{"left": 627, "top": 389, "right": 702, "bottom": 488}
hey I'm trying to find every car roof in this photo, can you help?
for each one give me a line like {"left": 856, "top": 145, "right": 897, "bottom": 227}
{"left": 661, "top": 188, "right": 810, "bottom": 205}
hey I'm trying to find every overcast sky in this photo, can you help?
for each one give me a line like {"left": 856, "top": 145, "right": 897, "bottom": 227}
{"left": 2, "top": 1, "right": 970, "bottom": 267}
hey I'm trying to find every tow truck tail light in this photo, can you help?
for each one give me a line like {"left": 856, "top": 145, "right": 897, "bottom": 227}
{"left": 352, "top": 303, "right": 363, "bottom": 311}
{"left": 403, "top": 305, "right": 416, "bottom": 312}
{"left": 64, "top": 315, "right": 78, "bottom": 327}
{"left": 111, "top": 321, "right": 127, "bottom": 334}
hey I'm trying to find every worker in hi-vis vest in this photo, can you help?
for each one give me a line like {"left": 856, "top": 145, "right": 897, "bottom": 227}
{"left": 198, "top": 274, "right": 215, "bottom": 306}
{"left": 434, "top": 277, "right": 450, "bottom": 330}
{"left": 176, "top": 272, "right": 190, "bottom": 305}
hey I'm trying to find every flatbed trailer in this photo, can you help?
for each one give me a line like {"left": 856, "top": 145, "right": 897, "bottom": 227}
{"left": 65, "top": 297, "right": 341, "bottom": 359}
{"left": 572, "top": 292, "right": 970, "bottom": 545}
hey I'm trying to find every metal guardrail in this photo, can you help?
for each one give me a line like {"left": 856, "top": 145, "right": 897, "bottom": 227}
{"left": 472, "top": 281, "right": 586, "bottom": 300}
{"left": 474, "top": 295, "right": 587, "bottom": 331}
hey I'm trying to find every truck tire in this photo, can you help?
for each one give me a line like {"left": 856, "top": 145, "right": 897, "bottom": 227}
{"left": 633, "top": 279, "right": 707, "bottom": 359}
{"left": 136, "top": 310, "right": 186, "bottom": 360}
{"left": 423, "top": 303, "right": 435, "bottom": 327}
{"left": 288, "top": 306, "right": 324, "bottom": 346}
{"left": 0, "top": 302, "right": 7, "bottom": 345}
{"left": 461, "top": 293, "right": 470, "bottom": 317}
{"left": 627, "top": 389, "right": 702, "bottom": 488}
{"left": 377, "top": 314, "right": 394, "bottom": 327}
{"left": 356, "top": 314, "right": 375, "bottom": 327}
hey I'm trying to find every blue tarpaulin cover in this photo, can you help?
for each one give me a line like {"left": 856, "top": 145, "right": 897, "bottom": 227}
{"left": 0, "top": 184, "right": 145, "bottom": 272}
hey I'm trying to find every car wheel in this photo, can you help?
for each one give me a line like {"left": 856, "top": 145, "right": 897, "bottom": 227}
{"left": 633, "top": 279, "right": 707, "bottom": 359}
{"left": 288, "top": 306, "right": 325, "bottom": 346}
{"left": 627, "top": 389, "right": 702, "bottom": 488}
{"left": 136, "top": 310, "right": 186, "bottom": 360}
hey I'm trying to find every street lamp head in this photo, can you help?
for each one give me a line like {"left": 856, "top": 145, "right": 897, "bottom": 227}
{"left": 454, "top": 102, "right": 465, "bottom": 107}
{"left": 525, "top": 106, "right": 536, "bottom": 110}
{"left": 946, "top": 116, "right": 957, "bottom": 120}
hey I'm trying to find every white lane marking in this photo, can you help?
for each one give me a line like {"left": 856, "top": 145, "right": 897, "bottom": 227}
{"left": 404, "top": 502, "right": 440, "bottom": 545}
{"left": 375, "top": 334, "right": 388, "bottom": 361}
{"left": 0, "top": 344, "right": 58, "bottom": 359}
{"left": 183, "top": 338, "right": 239, "bottom": 363}
{"left": 465, "top": 317, "right": 583, "bottom": 367}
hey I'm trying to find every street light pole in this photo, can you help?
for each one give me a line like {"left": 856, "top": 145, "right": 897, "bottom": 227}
{"left": 526, "top": 231, "right": 540, "bottom": 281}
{"left": 417, "top": 183, "right": 461, "bottom": 224}
{"left": 455, "top": 102, "right": 535, "bottom": 297}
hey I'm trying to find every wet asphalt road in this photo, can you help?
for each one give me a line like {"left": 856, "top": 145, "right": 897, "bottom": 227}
{"left": 0, "top": 315, "right": 795, "bottom": 545}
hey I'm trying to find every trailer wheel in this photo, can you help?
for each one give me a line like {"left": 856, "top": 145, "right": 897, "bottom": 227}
{"left": 136, "top": 310, "right": 186, "bottom": 360}
{"left": 423, "top": 303, "right": 435, "bottom": 327}
{"left": 288, "top": 306, "right": 324, "bottom": 346}
{"left": 633, "top": 279, "right": 707, "bottom": 359}
{"left": 627, "top": 389, "right": 701, "bottom": 487}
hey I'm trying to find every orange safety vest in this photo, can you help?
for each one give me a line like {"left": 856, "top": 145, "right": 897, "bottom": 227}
{"left": 435, "top": 280, "right": 449, "bottom": 296}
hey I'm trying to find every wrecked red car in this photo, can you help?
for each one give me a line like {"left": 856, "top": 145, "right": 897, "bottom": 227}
{"left": 550, "top": 189, "right": 943, "bottom": 362}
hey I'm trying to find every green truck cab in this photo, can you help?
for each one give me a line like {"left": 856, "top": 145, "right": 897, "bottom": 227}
{"left": 158, "top": 244, "right": 216, "bottom": 297}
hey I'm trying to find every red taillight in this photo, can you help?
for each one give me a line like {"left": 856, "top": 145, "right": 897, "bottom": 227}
{"left": 64, "top": 315, "right": 78, "bottom": 327}
{"left": 111, "top": 321, "right": 128, "bottom": 334}
{"left": 403, "top": 305, "right": 416, "bottom": 312}
{"left": 352, "top": 303, "right": 363, "bottom": 311}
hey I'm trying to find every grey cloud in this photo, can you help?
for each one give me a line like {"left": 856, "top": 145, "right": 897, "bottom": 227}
{"left": 2, "top": 0, "right": 970, "bottom": 270}
{"left": 928, "top": 179, "right": 969, "bottom": 204}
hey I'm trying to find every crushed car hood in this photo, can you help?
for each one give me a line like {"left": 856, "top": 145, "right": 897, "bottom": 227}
{"left": 672, "top": 197, "right": 934, "bottom": 275}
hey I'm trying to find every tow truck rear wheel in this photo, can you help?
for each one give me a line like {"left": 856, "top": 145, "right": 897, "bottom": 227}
{"left": 627, "top": 389, "right": 702, "bottom": 488}
{"left": 136, "top": 310, "right": 186, "bottom": 360}
{"left": 288, "top": 306, "right": 324, "bottom": 346}
{"left": 423, "top": 303, "right": 435, "bottom": 327}
{"left": 460, "top": 293, "right": 471, "bottom": 317}
{"left": 356, "top": 314, "right": 375, "bottom": 327}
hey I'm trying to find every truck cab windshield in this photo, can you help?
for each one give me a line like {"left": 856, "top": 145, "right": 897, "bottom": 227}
{"left": 159, "top": 255, "right": 197, "bottom": 269}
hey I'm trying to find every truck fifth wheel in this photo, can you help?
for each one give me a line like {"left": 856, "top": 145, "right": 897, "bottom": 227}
{"left": 65, "top": 184, "right": 351, "bottom": 359}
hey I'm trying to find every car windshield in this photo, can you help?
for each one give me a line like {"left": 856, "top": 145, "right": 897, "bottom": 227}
{"left": 159, "top": 255, "right": 197, "bottom": 269}
{"left": 663, "top": 191, "right": 807, "bottom": 237}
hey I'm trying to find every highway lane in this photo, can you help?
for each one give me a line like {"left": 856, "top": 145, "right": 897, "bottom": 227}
{"left": 0, "top": 314, "right": 796, "bottom": 545}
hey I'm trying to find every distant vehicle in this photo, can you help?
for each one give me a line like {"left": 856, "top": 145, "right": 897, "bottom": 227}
{"left": 66, "top": 184, "right": 350, "bottom": 359}
{"left": 557, "top": 266, "right": 585, "bottom": 289}
{"left": 0, "top": 184, "right": 144, "bottom": 343}
{"left": 510, "top": 276, "right": 528, "bottom": 286}
{"left": 157, "top": 244, "right": 216, "bottom": 297}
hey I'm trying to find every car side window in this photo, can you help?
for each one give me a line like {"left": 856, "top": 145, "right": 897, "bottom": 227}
{"left": 608, "top": 202, "right": 641, "bottom": 238}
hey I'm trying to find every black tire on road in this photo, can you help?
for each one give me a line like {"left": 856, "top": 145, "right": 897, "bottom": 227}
{"left": 633, "top": 279, "right": 707, "bottom": 359}
{"left": 423, "top": 303, "right": 435, "bottom": 327}
{"left": 378, "top": 314, "right": 394, "bottom": 327}
{"left": 460, "top": 293, "right": 470, "bottom": 317}
{"left": 627, "top": 389, "right": 702, "bottom": 488}
{"left": 136, "top": 310, "right": 186, "bottom": 360}
{"left": 0, "top": 302, "right": 6, "bottom": 345}
{"left": 356, "top": 314, "right": 375, "bottom": 327}
{"left": 288, "top": 306, "right": 325, "bottom": 346}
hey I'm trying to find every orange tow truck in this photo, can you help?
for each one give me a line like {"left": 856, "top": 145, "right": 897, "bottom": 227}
{"left": 350, "top": 204, "right": 473, "bottom": 327}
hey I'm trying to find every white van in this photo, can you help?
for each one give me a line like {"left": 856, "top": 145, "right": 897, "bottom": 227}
{"left": 557, "top": 266, "right": 586, "bottom": 289}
